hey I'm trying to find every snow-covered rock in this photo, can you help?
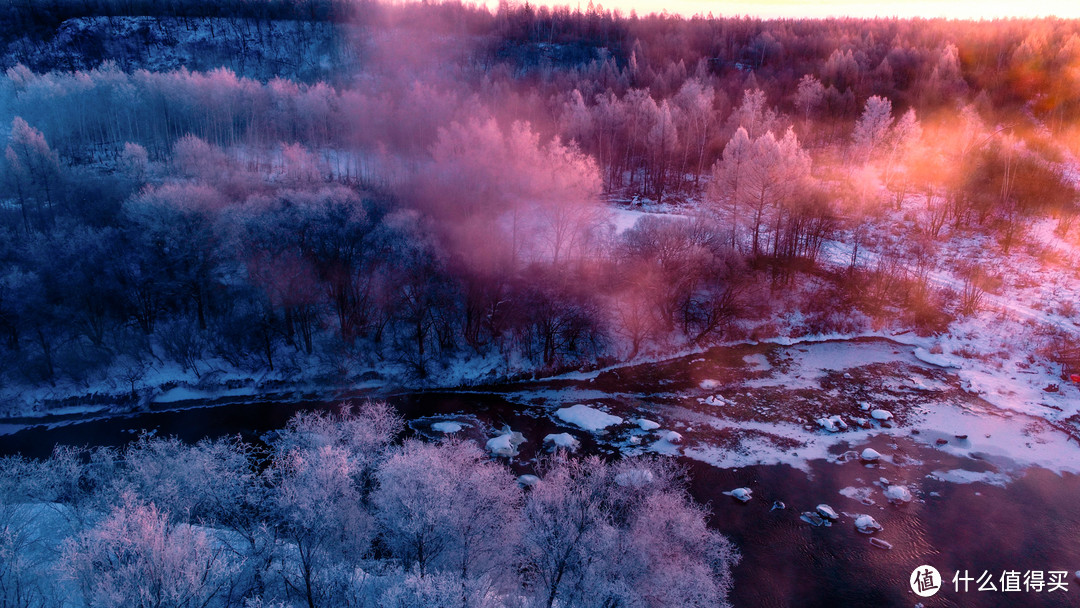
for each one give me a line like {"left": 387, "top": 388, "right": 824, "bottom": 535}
{"left": 854, "top": 514, "right": 882, "bottom": 534}
{"left": 861, "top": 448, "right": 882, "bottom": 462}
{"left": 486, "top": 429, "right": 525, "bottom": 457}
{"left": 431, "top": 421, "right": 464, "bottom": 433}
{"left": 543, "top": 433, "right": 580, "bottom": 451}
{"left": 816, "top": 415, "right": 848, "bottom": 432}
{"left": 636, "top": 418, "right": 660, "bottom": 431}
{"left": 816, "top": 417, "right": 837, "bottom": 432}
{"left": 660, "top": 430, "right": 683, "bottom": 444}
{"left": 517, "top": 474, "right": 540, "bottom": 487}
{"left": 723, "top": 487, "right": 752, "bottom": 502}
{"left": 869, "top": 538, "right": 893, "bottom": 550}
{"left": 816, "top": 504, "right": 839, "bottom": 520}
{"left": 870, "top": 409, "right": 893, "bottom": 421}
{"left": 556, "top": 404, "right": 623, "bottom": 431}
{"left": 884, "top": 485, "right": 913, "bottom": 504}
{"left": 486, "top": 434, "right": 515, "bottom": 456}
{"left": 800, "top": 511, "right": 830, "bottom": 527}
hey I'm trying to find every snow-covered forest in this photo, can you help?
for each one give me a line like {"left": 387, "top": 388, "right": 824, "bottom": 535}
{"left": 3, "top": 1, "right": 1080, "bottom": 605}
{"left": 0, "top": 402, "right": 738, "bottom": 608}
{"left": 2, "top": 0, "right": 1079, "bottom": 409}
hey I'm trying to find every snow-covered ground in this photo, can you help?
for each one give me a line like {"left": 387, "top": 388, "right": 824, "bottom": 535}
{"left": 500, "top": 336, "right": 1080, "bottom": 485}
{"left": 609, "top": 190, "right": 1080, "bottom": 448}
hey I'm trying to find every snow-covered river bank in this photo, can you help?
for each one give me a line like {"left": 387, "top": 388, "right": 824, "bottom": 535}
{"left": 1, "top": 337, "right": 1078, "bottom": 607}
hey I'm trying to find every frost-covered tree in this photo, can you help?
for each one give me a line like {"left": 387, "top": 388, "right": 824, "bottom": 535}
{"left": 726, "top": 88, "right": 775, "bottom": 140}
{"left": 852, "top": 95, "right": 894, "bottom": 162}
{"left": 795, "top": 74, "right": 825, "bottom": 124}
{"left": 519, "top": 456, "right": 615, "bottom": 608}
{"left": 119, "top": 142, "right": 149, "bottom": 182}
{"left": 271, "top": 443, "right": 373, "bottom": 608}
{"left": 272, "top": 402, "right": 402, "bottom": 478}
{"left": 4, "top": 117, "right": 61, "bottom": 233}
{"left": 269, "top": 403, "right": 401, "bottom": 608}
{"left": 672, "top": 78, "right": 717, "bottom": 188}
{"left": 120, "top": 434, "right": 272, "bottom": 600}
{"left": 883, "top": 108, "right": 923, "bottom": 207}
{"left": 709, "top": 126, "right": 752, "bottom": 248}
{"left": 123, "top": 183, "right": 225, "bottom": 331}
{"left": 373, "top": 439, "right": 522, "bottom": 590}
{"left": 747, "top": 129, "right": 812, "bottom": 257}
{"left": 519, "top": 456, "right": 738, "bottom": 608}
{"left": 379, "top": 570, "right": 504, "bottom": 608}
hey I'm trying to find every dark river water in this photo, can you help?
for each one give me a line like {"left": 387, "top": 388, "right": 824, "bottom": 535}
{"left": 2, "top": 390, "right": 1078, "bottom": 608}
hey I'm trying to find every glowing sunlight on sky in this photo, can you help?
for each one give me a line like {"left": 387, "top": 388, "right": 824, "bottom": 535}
{"left": 513, "top": 0, "right": 1080, "bottom": 19}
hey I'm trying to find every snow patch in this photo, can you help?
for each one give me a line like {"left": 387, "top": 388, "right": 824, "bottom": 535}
{"left": 928, "top": 469, "right": 1011, "bottom": 487}
{"left": 555, "top": 404, "right": 623, "bottom": 431}
{"left": 913, "top": 348, "right": 960, "bottom": 368}
{"left": 800, "top": 511, "right": 830, "bottom": 526}
{"left": 636, "top": 418, "right": 660, "bottom": 431}
{"left": 543, "top": 433, "right": 580, "bottom": 451}
{"left": 742, "top": 353, "right": 771, "bottom": 371}
{"left": 839, "top": 486, "right": 876, "bottom": 505}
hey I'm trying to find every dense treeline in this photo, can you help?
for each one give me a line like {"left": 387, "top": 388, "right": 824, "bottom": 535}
{"left": 0, "top": 0, "right": 360, "bottom": 37}
{"left": 0, "top": 402, "right": 740, "bottom": 607}
{"left": 1, "top": 1, "right": 1078, "bottom": 401}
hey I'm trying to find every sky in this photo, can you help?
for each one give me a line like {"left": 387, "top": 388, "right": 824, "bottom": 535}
{"left": 513, "top": 0, "right": 1080, "bottom": 19}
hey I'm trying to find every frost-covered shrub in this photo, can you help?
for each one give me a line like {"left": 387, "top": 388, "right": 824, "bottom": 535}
{"left": 0, "top": 499, "right": 65, "bottom": 608}
{"left": 379, "top": 569, "right": 506, "bottom": 608}
{"left": 122, "top": 435, "right": 261, "bottom": 526}
{"left": 156, "top": 317, "right": 209, "bottom": 376}
{"left": 60, "top": 495, "right": 238, "bottom": 608}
